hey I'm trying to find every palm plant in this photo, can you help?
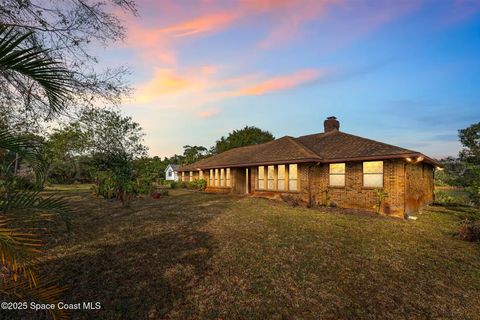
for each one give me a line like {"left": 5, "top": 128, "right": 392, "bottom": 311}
{"left": 0, "top": 23, "right": 73, "bottom": 319}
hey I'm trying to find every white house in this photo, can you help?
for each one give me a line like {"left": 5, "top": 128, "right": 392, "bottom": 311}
{"left": 164, "top": 164, "right": 179, "bottom": 181}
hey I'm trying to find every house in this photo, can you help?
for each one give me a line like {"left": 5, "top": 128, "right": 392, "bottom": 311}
{"left": 177, "top": 117, "right": 442, "bottom": 218}
{"left": 164, "top": 164, "right": 179, "bottom": 181}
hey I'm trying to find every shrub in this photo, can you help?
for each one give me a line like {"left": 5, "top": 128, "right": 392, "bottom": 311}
{"left": 434, "top": 190, "right": 456, "bottom": 205}
{"left": 135, "top": 177, "right": 154, "bottom": 195}
{"left": 457, "top": 219, "right": 480, "bottom": 242}
{"left": 373, "top": 188, "right": 388, "bottom": 214}
{"left": 280, "top": 194, "right": 300, "bottom": 207}
{"left": 151, "top": 189, "right": 169, "bottom": 199}
{"left": 187, "top": 179, "right": 207, "bottom": 191}
{"left": 92, "top": 171, "right": 116, "bottom": 199}
{"left": 10, "top": 176, "right": 37, "bottom": 190}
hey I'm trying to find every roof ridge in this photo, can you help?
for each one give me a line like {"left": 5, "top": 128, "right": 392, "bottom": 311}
{"left": 336, "top": 131, "right": 416, "bottom": 153}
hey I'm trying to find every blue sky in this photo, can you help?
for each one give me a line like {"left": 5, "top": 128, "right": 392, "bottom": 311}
{"left": 97, "top": 0, "right": 480, "bottom": 158}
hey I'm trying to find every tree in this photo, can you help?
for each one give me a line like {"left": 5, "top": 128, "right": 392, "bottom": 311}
{"left": 459, "top": 122, "right": 480, "bottom": 165}
{"left": 0, "top": 24, "right": 73, "bottom": 319}
{"left": 42, "top": 128, "right": 89, "bottom": 185}
{"left": 211, "top": 126, "right": 275, "bottom": 154}
{"left": 69, "top": 108, "right": 147, "bottom": 159}
{"left": 0, "top": 1, "right": 136, "bottom": 131}
{"left": 182, "top": 145, "right": 209, "bottom": 165}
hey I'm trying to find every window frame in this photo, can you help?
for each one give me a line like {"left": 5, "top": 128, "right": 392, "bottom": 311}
{"left": 363, "top": 161, "right": 384, "bottom": 188}
{"left": 277, "top": 164, "right": 286, "bottom": 191}
{"left": 267, "top": 165, "right": 275, "bottom": 190}
{"left": 329, "top": 163, "right": 346, "bottom": 187}
{"left": 220, "top": 168, "right": 225, "bottom": 187}
{"left": 288, "top": 164, "right": 298, "bottom": 191}
{"left": 258, "top": 166, "right": 265, "bottom": 190}
{"left": 226, "top": 168, "right": 231, "bottom": 187}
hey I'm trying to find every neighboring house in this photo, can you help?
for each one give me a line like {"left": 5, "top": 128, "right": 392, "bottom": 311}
{"left": 165, "top": 164, "right": 179, "bottom": 181}
{"left": 177, "top": 117, "right": 442, "bottom": 218}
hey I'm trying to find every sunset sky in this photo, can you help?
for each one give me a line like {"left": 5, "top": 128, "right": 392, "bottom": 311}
{"left": 98, "top": 0, "right": 480, "bottom": 158}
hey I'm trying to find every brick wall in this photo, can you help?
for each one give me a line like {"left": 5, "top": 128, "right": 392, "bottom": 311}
{"left": 405, "top": 163, "right": 434, "bottom": 214}
{"left": 190, "top": 159, "right": 434, "bottom": 218}
{"left": 303, "top": 160, "right": 406, "bottom": 217}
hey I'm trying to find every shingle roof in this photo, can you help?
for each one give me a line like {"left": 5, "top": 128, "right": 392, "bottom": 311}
{"left": 178, "top": 130, "right": 441, "bottom": 171}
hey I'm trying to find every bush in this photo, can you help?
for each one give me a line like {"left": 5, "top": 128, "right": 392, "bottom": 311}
{"left": 151, "top": 189, "right": 169, "bottom": 199}
{"left": 170, "top": 181, "right": 184, "bottom": 189}
{"left": 434, "top": 190, "right": 456, "bottom": 205}
{"left": 187, "top": 179, "right": 207, "bottom": 191}
{"left": 135, "top": 177, "right": 155, "bottom": 195}
{"left": 10, "top": 176, "right": 37, "bottom": 190}
{"left": 280, "top": 194, "right": 300, "bottom": 207}
{"left": 457, "top": 219, "right": 480, "bottom": 242}
{"left": 91, "top": 171, "right": 116, "bottom": 199}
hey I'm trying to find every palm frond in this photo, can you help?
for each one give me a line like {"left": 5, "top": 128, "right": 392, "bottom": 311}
{"left": 0, "top": 217, "right": 40, "bottom": 286}
{"left": 0, "top": 24, "right": 73, "bottom": 114}
{"left": 0, "top": 275, "right": 68, "bottom": 320}
{"left": 0, "top": 128, "right": 47, "bottom": 183}
{"left": 0, "top": 189, "right": 72, "bottom": 231}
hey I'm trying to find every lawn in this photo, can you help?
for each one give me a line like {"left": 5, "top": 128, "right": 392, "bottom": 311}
{"left": 38, "top": 187, "right": 480, "bottom": 319}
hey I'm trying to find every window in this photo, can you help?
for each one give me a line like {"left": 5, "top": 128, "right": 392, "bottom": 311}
{"left": 220, "top": 168, "right": 225, "bottom": 187}
{"left": 277, "top": 165, "right": 285, "bottom": 191}
{"left": 288, "top": 164, "right": 298, "bottom": 191}
{"left": 215, "top": 169, "right": 219, "bottom": 186}
{"left": 363, "top": 161, "right": 383, "bottom": 188}
{"left": 168, "top": 170, "right": 172, "bottom": 177}
{"left": 209, "top": 169, "right": 213, "bottom": 186}
{"left": 258, "top": 166, "right": 265, "bottom": 190}
{"left": 329, "top": 163, "right": 345, "bottom": 187}
{"left": 267, "top": 165, "right": 275, "bottom": 190}
{"left": 181, "top": 172, "right": 185, "bottom": 181}
{"left": 226, "top": 168, "right": 231, "bottom": 187}
{"left": 199, "top": 170, "right": 203, "bottom": 180}
{"left": 189, "top": 171, "right": 193, "bottom": 182}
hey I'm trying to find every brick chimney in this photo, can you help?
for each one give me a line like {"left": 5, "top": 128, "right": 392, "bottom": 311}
{"left": 324, "top": 116, "right": 340, "bottom": 132}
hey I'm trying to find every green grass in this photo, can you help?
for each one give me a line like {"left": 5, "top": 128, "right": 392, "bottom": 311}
{"left": 39, "top": 187, "right": 480, "bottom": 319}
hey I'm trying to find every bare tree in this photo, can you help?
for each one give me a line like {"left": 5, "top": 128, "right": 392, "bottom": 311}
{"left": 0, "top": 0, "right": 137, "bottom": 131}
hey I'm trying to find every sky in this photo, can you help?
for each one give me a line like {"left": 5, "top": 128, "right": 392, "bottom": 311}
{"left": 97, "top": 0, "right": 480, "bottom": 158}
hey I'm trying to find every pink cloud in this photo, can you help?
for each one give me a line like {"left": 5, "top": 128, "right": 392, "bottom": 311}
{"left": 235, "top": 69, "right": 325, "bottom": 96}
{"left": 160, "top": 12, "right": 239, "bottom": 37}
{"left": 197, "top": 107, "right": 221, "bottom": 119}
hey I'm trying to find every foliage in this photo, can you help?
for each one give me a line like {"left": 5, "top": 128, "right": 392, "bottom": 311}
{"left": 457, "top": 219, "right": 480, "bottom": 242}
{"left": 436, "top": 123, "right": 480, "bottom": 207}
{"left": 435, "top": 157, "right": 470, "bottom": 187}
{"left": 280, "top": 194, "right": 301, "bottom": 207}
{"left": 132, "top": 156, "right": 166, "bottom": 183}
{"left": 182, "top": 145, "right": 209, "bottom": 165}
{"left": 91, "top": 171, "right": 116, "bottom": 199}
{"left": 0, "top": 24, "right": 73, "bottom": 117}
{"left": 68, "top": 108, "right": 148, "bottom": 159}
{"left": 373, "top": 188, "right": 388, "bottom": 214}
{"left": 459, "top": 122, "right": 480, "bottom": 165}
{"left": 464, "top": 164, "right": 480, "bottom": 206}
{"left": 211, "top": 126, "right": 274, "bottom": 154}
{"left": 0, "top": 130, "right": 71, "bottom": 320}
{"left": 189, "top": 179, "right": 207, "bottom": 191}
{"left": 434, "top": 190, "right": 457, "bottom": 205}
{"left": 0, "top": 1, "right": 136, "bottom": 130}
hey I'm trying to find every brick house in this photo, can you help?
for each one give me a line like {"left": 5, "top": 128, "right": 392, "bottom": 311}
{"left": 177, "top": 117, "right": 442, "bottom": 218}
